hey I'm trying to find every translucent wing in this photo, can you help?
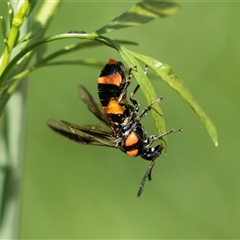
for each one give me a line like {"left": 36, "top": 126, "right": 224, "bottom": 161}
{"left": 46, "top": 119, "right": 116, "bottom": 148}
{"left": 78, "top": 85, "right": 110, "bottom": 126}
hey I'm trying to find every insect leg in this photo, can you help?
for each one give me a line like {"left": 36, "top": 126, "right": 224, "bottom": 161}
{"left": 146, "top": 128, "right": 183, "bottom": 148}
{"left": 135, "top": 96, "right": 163, "bottom": 122}
{"left": 118, "top": 65, "right": 137, "bottom": 103}
{"left": 129, "top": 84, "right": 141, "bottom": 112}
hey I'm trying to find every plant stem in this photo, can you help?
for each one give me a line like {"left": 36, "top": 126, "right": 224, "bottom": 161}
{"left": 0, "top": 1, "right": 61, "bottom": 238}
{"left": 0, "top": 1, "right": 29, "bottom": 238}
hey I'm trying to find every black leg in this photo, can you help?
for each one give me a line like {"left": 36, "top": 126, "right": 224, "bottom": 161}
{"left": 135, "top": 96, "right": 163, "bottom": 122}
{"left": 146, "top": 128, "right": 183, "bottom": 148}
{"left": 118, "top": 66, "right": 137, "bottom": 103}
{"left": 129, "top": 84, "right": 140, "bottom": 112}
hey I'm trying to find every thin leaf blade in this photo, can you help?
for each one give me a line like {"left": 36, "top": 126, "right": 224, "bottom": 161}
{"left": 130, "top": 52, "right": 218, "bottom": 146}
{"left": 108, "top": 43, "right": 168, "bottom": 148}
{"left": 95, "top": 1, "right": 180, "bottom": 35}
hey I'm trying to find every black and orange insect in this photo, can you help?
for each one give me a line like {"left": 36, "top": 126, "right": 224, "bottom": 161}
{"left": 47, "top": 59, "right": 181, "bottom": 197}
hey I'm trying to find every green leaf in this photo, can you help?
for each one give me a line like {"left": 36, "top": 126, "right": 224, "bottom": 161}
{"left": 0, "top": 0, "right": 62, "bottom": 115}
{"left": 123, "top": 55, "right": 169, "bottom": 146}
{"left": 95, "top": 1, "right": 180, "bottom": 35}
{"left": 12, "top": 0, "right": 30, "bottom": 28}
{"left": 95, "top": 36, "right": 218, "bottom": 147}
{"left": 42, "top": 39, "right": 138, "bottom": 64}
{"left": 7, "top": 2, "right": 14, "bottom": 29}
{"left": 0, "top": 16, "right": 7, "bottom": 40}
{"left": 0, "top": 32, "right": 138, "bottom": 117}
{"left": 43, "top": 59, "right": 105, "bottom": 68}
{"left": 130, "top": 51, "right": 218, "bottom": 147}
{"left": 98, "top": 38, "right": 168, "bottom": 147}
{"left": 17, "top": 27, "right": 42, "bottom": 44}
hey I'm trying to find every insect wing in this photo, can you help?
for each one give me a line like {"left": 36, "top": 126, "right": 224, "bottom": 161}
{"left": 46, "top": 119, "right": 116, "bottom": 148}
{"left": 78, "top": 85, "right": 110, "bottom": 126}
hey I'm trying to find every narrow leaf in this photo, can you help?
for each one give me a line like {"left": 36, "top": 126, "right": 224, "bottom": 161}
{"left": 0, "top": 16, "right": 7, "bottom": 40}
{"left": 130, "top": 52, "right": 218, "bottom": 146}
{"left": 102, "top": 40, "right": 168, "bottom": 147}
{"left": 95, "top": 1, "right": 180, "bottom": 35}
{"left": 17, "top": 27, "right": 42, "bottom": 44}
{"left": 42, "top": 39, "right": 138, "bottom": 63}
{"left": 7, "top": 2, "right": 14, "bottom": 29}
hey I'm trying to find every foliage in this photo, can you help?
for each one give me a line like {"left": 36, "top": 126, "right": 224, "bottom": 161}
{"left": 0, "top": 0, "right": 218, "bottom": 145}
{"left": 0, "top": 0, "right": 218, "bottom": 238}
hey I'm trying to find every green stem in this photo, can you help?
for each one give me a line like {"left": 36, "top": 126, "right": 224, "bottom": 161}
{"left": 0, "top": 22, "right": 19, "bottom": 76}
{"left": 0, "top": 0, "right": 30, "bottom": 78}
{"left": 0, "top": 32, "right": 95, "bottom": 87}
{"left": 0, "top": 1, "right": 29, "bottom": 237}
{"left": 0, "top": 1, "right": 61, "bottom": 238}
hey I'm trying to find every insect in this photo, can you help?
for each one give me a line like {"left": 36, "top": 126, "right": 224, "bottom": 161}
{"left": 47, "top": 59, "right": 182, "bottom": 197}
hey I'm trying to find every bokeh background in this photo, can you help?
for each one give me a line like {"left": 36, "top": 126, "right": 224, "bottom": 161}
{"left": 1, "top": 1, "right": 240, "bottom": 239}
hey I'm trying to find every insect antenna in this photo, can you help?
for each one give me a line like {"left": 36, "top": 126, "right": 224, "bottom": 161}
{"left": 137, "top": 161, "right": 155, "bottom": 197}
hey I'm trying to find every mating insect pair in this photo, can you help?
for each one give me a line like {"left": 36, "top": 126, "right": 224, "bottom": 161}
{"left": 47, "top": 58, "right": 182, "bottom": 197}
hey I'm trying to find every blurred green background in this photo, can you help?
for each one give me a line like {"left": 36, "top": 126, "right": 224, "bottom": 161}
{"left": 1, "top": 1, "right": 240, "bottom": 239}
